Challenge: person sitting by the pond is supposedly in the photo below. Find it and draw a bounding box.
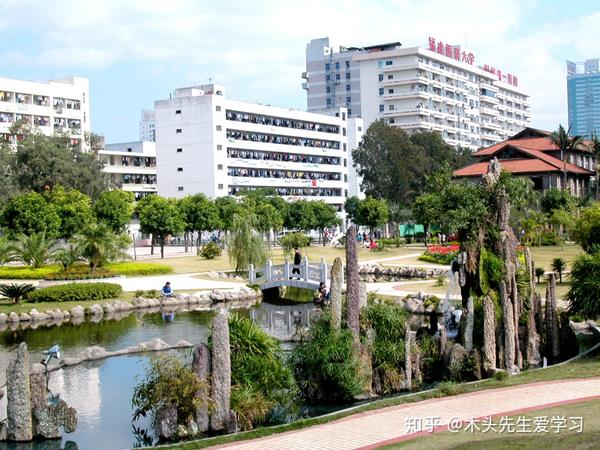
[161,282,174,297]
[316,281,329,305]
[369,239,378,250]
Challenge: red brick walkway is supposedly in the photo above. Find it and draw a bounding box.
[209,377,600,450]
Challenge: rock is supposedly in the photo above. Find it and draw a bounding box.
[482,295,497,371]
[210,310,231,431]
[6,342,33,441]
[403,297,422,313]
[500,281,516,372]
[103,304,115,314]
[61,358,83,367]
[154,406,177,440]
[9,312,19,322]
[210,290,226,302]
[330,257,343,331]
[545,274,560,363]
[77,346,110,361]
[225,410,239,434]
[19,313,31,322]
[404,323,413,389]
[464,297,474,353]
[88,304,103,316]
[70,306,84,318]
[438,323,448,359]
[358,282,368,310]
[192,343,211,433]
[346,225,360,340]
[448,343,468,381]
[0,313,8,323]
[30,363,46,374]
[526,302,541,367]
[225,291,241,302]
[30,310,49,322]
[138,338,170,352]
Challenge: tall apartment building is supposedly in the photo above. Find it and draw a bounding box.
[154,84,363,215]
[303,37,400,118]
[139,109,156,141]
[304,37,531,151]
[567,58,600,138]
[0,76,90,147]
[98,141,157,201]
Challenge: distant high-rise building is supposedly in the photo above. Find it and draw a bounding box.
[139,109,156,141]
[0,76,90,148]
[567,58,600,138]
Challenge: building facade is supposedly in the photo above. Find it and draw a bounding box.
[303,37,400,119]
[454,128,594,197]
[567,58,600,138]
[139,109,156,142]
[154,84,363,215]
[98,141,157,201]
[0,76,90,147]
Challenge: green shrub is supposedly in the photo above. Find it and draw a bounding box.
[226,315,298,429]
[132,354,207,426]
[436,381,461,397]
[494,370,508,381]
[199,242,222,260]
[378,237,405,248]
[291,313,363,403]
[0,265,60,279]
[479,248,504,294]
[0,283,36,304]
[566,250,600,320]
[279,232,311,257]
[105,262,172,276]
[541,229,560,246]
[419,253,456,265]
[535,267,546,283]
[27,282,123,303]
[45,266,116,280]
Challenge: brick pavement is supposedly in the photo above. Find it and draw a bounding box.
[209,377,600,450]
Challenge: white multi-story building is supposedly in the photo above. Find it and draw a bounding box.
[303,37,401,119]
[139,109,156,142]
[154,84,363,215]
[304,37,531,151]
[98,141,157,201]
[0,76,90,147]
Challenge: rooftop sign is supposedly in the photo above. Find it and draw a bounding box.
[427,37,474,65]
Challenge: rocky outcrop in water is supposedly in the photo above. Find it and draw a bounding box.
[210,310,231,431]
[358,265,446,283]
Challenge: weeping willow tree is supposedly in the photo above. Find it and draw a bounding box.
[228,211,268,273]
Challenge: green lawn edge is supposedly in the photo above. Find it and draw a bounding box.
[153,352,600,450]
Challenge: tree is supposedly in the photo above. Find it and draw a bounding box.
[93,189,135,233]
[357,197,388,233]
[180,194,221,247]
[71,222,130,272]
[0,237,15,266]
[344,196,362,225]
[284,200,316,231]
[1,192,61,237]
[589,131,600,200]
[228,211,268,273]
[412,193,442,245]
[13,232,58,268]
[0,144,18,208]
[572,202,600,253]
[255,202,284,248]
[551,257,567,283]
[215,196,240,233]
[566,250,600,319]
[352,122,470,206]
[550,125,584,193]
[541,188,575,216]
[45,186,94,239]
[535,267,545,283]
[309,201,340,245]
[12,131,108,199]
[0,284,36,305]
[137,195,185,258]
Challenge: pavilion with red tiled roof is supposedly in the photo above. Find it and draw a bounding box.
[454,128,595,197]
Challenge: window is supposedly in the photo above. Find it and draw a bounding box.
[216,105,221,111]
[389,118,395,124]
[389,104,395,111]
[127,148,132,152]
[379,88,384,95]
[326,86,331,93]
[176,128,182,133]
[345,60,350,68]
[343,143,347,151]
[346,84,351,92]
[358,126,362,131]
[385,60,393,66]
[178,186,184,191]
[342,112,346,120]
[175,109,181,114]
[343,127,347,136]
[335,62,340,70]
[379,104,384,112]
[216,125,222,131]
[176,148,183,153]
[345,72,351,80]
[335,73,340,81]
[346,96,351,105]
[217,144,222,150]
[218,184,224,189]
[344,174,348,182]
[177,167,183,172]
[388,74,393,80]
[326,74,331,81]
[217,164,223,170]
[343,158,347,167]
[388,89,394,94]
[348,109,352,115]
[325,63,331,71]
[378,74,384,81]
[327,98,332,106]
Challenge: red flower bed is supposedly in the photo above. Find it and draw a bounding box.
[426,244,460,255]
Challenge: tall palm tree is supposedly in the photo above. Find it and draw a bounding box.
[550,125,584,193]
[71,222,130,272]
[13,232,58,268]
[589,131,600,199]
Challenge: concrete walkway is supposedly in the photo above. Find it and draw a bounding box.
[100,273,245,292]
[210,377,600,450]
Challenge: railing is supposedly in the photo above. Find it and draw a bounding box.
[249,256,330,288]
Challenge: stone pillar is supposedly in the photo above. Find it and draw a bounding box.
[526,304,541,367]
[534,293,543,337]
[210,310,231,431]
[192,343,211,433]
[482,295,496,372]
[6,342,32,441]
[464,297,474,353]
[329,257,343,331]
[438,323,447,360]
[404,323,412,390]
[346,225,360,340]
[500,281,516,372]
[545,273,560,362]
[511,276,523,370]
[358,282,368,311]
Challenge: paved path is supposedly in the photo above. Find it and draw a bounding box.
[100,273,245,292]
[209,377,600,450]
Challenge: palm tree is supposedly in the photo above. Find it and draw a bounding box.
[13,232,58,268]
[551,257,567,283]
[71,222,130,272]
[589,131,600,200]
[0,237,16,266]
[550,125,584,193]
[0,283,36,304]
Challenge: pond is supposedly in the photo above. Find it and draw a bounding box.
[0,299,432,450]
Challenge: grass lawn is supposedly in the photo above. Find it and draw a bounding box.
[529,244,583,272]
[162,353,600,450]
[386,398,600,449]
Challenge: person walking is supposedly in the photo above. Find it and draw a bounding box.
[292,247,301,279]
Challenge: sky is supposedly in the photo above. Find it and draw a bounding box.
[0,0,598,142]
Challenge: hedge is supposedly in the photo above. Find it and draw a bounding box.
[0,262,172,280]
[104,262,173,276]
[27,282,123,303]
[45,267,117,280]
[419,253,457,265]
[0,266,60,280]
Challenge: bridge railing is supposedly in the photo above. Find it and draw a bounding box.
[249,256,329,287]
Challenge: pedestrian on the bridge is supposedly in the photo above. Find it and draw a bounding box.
[292,247,301,279]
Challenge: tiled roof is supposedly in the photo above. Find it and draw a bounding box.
[473,136,592,157]
[454,159,557,177]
